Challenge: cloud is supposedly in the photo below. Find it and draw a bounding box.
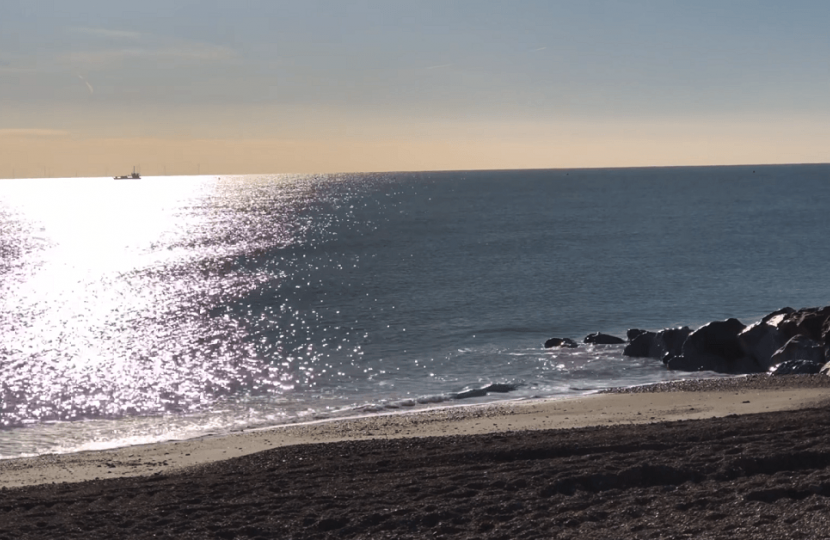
[0,129,71,138]
[77,74,94,94]
[530,47,547,52]
[66,27,230,68]
[0,52,36,73]
[426,63,453,70]
[0,66,36,73]
[65,43,234,69]
[71,27,143,40]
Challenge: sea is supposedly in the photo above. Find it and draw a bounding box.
[2,165,830,459]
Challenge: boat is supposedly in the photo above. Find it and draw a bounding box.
[114,167,141,180]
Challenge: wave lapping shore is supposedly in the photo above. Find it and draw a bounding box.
[1,375,829,539]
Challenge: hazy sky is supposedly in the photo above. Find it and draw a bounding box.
[2,0,830,177]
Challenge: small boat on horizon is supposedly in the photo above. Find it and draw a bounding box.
[114,167,141,180]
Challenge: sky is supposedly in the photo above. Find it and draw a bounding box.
[2,0,830,177]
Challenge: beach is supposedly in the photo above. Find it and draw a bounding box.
[2,375,830,538]
[6,4,830,536]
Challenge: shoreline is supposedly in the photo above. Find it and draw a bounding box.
[2,374,829,489]
[2,375,830,539]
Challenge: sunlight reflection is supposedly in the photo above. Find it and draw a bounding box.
[0,175,317,433]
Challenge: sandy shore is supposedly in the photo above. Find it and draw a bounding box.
[1,375,830,538]
[2,375,829,489]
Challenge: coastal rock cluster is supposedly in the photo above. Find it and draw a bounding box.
[545,305,830,375]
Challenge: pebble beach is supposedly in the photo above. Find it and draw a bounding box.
[1,375,830,539]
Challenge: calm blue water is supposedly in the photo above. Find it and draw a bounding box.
[1,165,830,458]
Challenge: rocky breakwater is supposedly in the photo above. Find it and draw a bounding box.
[545,306,830,376]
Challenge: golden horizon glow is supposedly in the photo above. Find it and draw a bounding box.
[3,2,830,177]
[0,0,830,178]
[2,117,830,179]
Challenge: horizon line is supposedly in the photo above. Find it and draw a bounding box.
[2,161,829,180]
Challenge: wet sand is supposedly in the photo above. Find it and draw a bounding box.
[1,375,830,539]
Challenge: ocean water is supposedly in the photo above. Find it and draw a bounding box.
[1,165,830,458]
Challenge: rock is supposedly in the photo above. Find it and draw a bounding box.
[623,327,691,360]
[769,359,824,375]
[736,306,829,370]
[655,327,692,362]
[733,356,765,374]
[624,331,656,357]
[675,318,763,374]
[820,362,830,376]
[682,318,746,360]
[627,329,648,341]
[453,383,519,400]
[777,306,830,343]
[666,354,718,372]
[760,306,795,325]
[584,332,625,345]
[544,337,578,349]
[738,321,789,371]
[769,335,826,365]
[666,353,761,374]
